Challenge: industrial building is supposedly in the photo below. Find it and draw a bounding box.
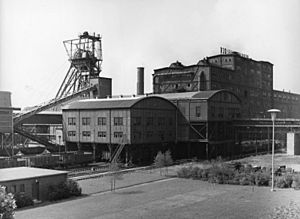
[62,47,300,163]
[3,32,300,166]
[63,96,178,163]
[62,90,242,162]
[153,48,300,119]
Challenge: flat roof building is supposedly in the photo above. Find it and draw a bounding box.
[0,167,68,201]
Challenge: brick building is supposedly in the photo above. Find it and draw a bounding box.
[153,48,300,119]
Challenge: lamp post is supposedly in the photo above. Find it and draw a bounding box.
[267,109,280,192]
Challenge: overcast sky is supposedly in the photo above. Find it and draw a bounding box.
[0,0,299,108]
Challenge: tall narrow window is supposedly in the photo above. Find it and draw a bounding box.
[196,106,201,117]
[20,184,25,193]
[200,72,207,91]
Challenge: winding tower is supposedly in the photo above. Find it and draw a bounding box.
[56,31,103,99]
[11,32,109,151]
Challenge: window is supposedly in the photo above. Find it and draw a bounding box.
[200,72,207,91]
[211,106,215,117]
[98,131,106,138]
[82,131,91,137]
[146,131,153,138]
[98,117,106,126]
[196,106,201,117]
[68,117,76,125]
[114,117,123,126]
[146,117,154,126]
[82,117,91,126]
[132,117,141,126]
[158,117,165,126]
[68,131,76,137]
[133,132,141,140]
[159,131,165,141]
[114,132,123,138]
[20,184,25,193]
[10,185,16,193]
[168,117,173,126]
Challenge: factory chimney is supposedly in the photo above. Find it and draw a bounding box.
[137,67,144,95]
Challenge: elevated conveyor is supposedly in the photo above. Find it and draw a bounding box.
[12,85,97,150]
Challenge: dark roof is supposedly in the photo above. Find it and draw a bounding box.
[207,54,273,65]
[152,90,240,101]
[63,96,167,110]
[169,61,185,68]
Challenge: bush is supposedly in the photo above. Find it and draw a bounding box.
[48,179,82,201]
[14,193,34,208]
[0,185,16,219]
[292,174,300,190]
[275,174,294,188]
[177,166,192,178]
[66,179,82,197]
[255,171,271,186]
[191,167,201,179]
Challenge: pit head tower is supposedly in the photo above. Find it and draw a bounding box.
[56,31,103,99]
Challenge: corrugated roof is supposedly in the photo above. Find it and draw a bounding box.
[63,96,148,110]
[151,90,225,100]
[0,167,68,182]
[63,90,239,110]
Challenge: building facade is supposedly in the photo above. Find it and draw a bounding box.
[154,90,241,157]
[62,96,178,163]
[153,49,300,119]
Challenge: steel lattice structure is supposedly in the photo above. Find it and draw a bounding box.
[56,31,103,99]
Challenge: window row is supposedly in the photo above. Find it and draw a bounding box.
[68,117,118,126]
[68,131,123,138]
[67,116,176,126]
[68,131,173,140]
[7,184,25,194]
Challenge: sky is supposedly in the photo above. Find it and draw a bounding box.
[0,0,299,108]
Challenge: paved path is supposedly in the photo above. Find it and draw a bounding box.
[16,177,300,219]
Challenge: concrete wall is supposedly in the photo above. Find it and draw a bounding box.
[287,132,300,155]
[0,91,12,133]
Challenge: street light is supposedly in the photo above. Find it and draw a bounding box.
[267,109,281,192]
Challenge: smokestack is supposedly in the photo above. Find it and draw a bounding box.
[137,67,144,95]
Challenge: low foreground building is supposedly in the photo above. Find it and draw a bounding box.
[0,167,68,201]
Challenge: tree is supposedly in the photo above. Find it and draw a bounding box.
[109,160,124,191]
[154,150,173,176]
[154,151,165,175]
[164,150,173,175]
[0,185,16,219]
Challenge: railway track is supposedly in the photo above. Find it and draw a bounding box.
[68,166,154,181]
[67,164,110,177]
